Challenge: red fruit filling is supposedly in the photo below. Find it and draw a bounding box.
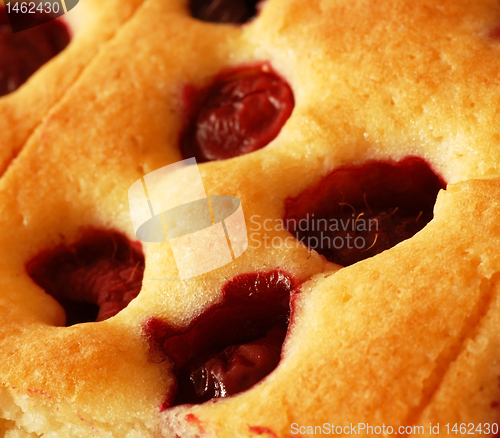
[284,157,446,267]
[143,270,297,407]
[189,0,261,24]
[0,7,70,96]
[180,65,294,162]
[26,228,145,326]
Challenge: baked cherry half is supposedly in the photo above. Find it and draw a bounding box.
[189,0,261,24]
[0,7,71,97]
[143,270,297,408]
[26,228,145,325]
[180,65,294,162]
[284,157,446,267]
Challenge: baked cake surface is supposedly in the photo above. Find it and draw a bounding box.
[0,0,145,175]
[1,0,500,436]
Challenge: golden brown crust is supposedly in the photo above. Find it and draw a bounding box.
[164,180,500,437]
[1,0,500,436]
[0,0,145,176]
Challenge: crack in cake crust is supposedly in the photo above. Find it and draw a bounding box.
[0,0,148,180]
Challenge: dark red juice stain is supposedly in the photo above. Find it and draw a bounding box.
[0,7,71,96]
[249,426,278,437]
[284,157,446,267]
[489,27,500,40]
[180,65,294,162]
[143,270,297,408]
[26,228,145,325]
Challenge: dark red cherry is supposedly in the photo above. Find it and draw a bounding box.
[0,7,70,96]
[183,325,285,402]
[180,66,294,162]
[189,0,261,24]
[26,228,145,325]
[143,270,297,408]
[284,157,446,267]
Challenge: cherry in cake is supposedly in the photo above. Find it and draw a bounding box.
[143,270,297,407]
[285,157,446,266]
[0,7,70,96]
[180,65,294,162]
[25,228,145,325]
[189,0,261,24]
[0,0,497,433]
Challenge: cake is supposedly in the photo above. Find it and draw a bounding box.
[1,0,500,436]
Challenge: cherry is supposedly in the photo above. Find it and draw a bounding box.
[180,66,294,162]
[189,0,261,24]
[0,7,70,96]
[284,157,446,267]
[179,325,285,403]
[143,270,297,408]
[26,228,145,325]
